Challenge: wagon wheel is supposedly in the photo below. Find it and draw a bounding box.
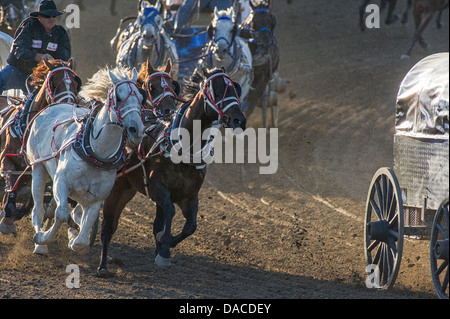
[364,167,404,289]
[430,196,449,299]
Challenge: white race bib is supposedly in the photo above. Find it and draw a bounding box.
[32,40,42,48]
[46,42,58,51]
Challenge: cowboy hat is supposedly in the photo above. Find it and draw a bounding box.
[29,0,63,17]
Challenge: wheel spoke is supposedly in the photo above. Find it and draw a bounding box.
[381,175,388,218]
[435,259,449,277]
[375,180,384,218]
[367,239,380,253]
[370,199,382,221]
[436,223,449,239]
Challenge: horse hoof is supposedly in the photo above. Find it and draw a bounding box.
[33,244,48,255]
[69,242,90,254]
[0,218,17,235]
[155,254,171,268]
[97,268,114,278]
[400,54,410,60]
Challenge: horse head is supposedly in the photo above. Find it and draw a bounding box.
[0,1,23,32]
[107,67,145,147]
[137,1,163,48]
[246,0,277,55]
[199,67,246,131]
[207,7,237,61]
[30,58,81,105]
[137,59,180,117]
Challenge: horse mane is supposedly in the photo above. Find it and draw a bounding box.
[79,65,132,101]
[182,67,224,101]
[29,59,68,89]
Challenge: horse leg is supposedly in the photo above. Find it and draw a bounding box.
[402,4,429,57]
[151,181,175,268]
[0,156,21,234]
[30,164,49,254]
[402,0,413,24]
[98,177,137,276]
[34,176,69,246]
[69,202,101,253]
[436,1,449,28]
[170,195,198,248]
[385,0,399,25]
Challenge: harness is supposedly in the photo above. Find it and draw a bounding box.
[149,72,241,167]
[72,103,127,170]
[26,79,142,171]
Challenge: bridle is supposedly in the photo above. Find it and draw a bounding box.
[107,80,143,123]
[246,8,274,39]
[199,72,241,122]
[144,71,183,115]
[44,66,79,104]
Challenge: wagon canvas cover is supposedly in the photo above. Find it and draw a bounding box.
[395,52,449,136]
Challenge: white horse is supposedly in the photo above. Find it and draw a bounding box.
[197,7,253,110]
[115,1,179,79]
[26,66,145,254]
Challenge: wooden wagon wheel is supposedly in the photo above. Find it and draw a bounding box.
[430,196,449,299]
[364,167,404,289]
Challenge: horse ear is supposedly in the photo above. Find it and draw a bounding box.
[68,58,75,70]
[147,58,155,74]
[207,23,214,39]
[108,67,120,84]
[43,58,54,70]
[131,68,139,82]
[214,6,219,17]
[165,59,172,74]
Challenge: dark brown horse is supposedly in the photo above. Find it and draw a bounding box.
[240,0,280,127]
[98,67,246,276]
[0,58,80,234]
[402,0,449,58]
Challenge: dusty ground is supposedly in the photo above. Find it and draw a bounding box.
[0,0,449,300]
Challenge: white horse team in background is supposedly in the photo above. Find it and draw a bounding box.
[197,7,253,110]
[115,1,179,79]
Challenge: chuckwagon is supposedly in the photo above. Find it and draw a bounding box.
[364,52,449,299]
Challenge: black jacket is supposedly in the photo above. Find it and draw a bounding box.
[7,17,71,75]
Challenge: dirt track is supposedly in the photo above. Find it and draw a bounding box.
[0,0,449,300]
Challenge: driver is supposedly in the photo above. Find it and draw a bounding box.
[0,0,71,95]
